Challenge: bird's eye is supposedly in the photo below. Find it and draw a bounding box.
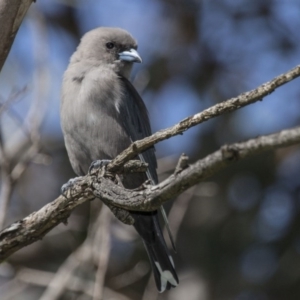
[106,42,115,49]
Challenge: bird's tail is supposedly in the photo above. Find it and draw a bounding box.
[131,210,179,292]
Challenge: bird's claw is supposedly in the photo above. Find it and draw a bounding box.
[88,159,111,175]
[61,177,82,195]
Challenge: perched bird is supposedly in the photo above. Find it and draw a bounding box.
[60,27,178,292]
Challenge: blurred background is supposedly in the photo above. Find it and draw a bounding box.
[0,0,300,299]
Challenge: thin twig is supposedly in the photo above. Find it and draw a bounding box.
[109,262,150,290]
[0,8,50,229]
[8,267,131,300]
[38,243,88,300]
[92,205,112,300]
[0,278,28,300]
[0,175,13,229]
[39,205,111,300]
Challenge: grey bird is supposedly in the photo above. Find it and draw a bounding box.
[60,27,178,292]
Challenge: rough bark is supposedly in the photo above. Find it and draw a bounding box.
[107,65,300,172]
[1,126,300,263]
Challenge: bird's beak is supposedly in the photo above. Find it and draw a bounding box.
[119,48,142,63]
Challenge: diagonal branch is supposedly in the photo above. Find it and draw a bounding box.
[1,125,299,263]
[0,0,34,72]
[108,65,300,172]
[94,126,300,211]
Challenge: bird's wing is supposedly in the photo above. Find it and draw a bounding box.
[118,76,178,290]
[118,76,158,184]
[118,76,177,252]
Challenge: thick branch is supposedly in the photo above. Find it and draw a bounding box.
[95,126,300,210]
[1,126,299,262]
[0,178,95,262]
[0,0,34,72]
[108,65,300,172]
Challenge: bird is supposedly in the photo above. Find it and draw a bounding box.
[60,27,178,292]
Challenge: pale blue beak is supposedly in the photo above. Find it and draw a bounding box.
[119,48,142,63]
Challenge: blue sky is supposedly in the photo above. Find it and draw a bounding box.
[1,0,299,156]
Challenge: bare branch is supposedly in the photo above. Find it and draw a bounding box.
[108,65,300,172]
[1,125,299,262]
[0,8,51,229]
[39,205,111,300]
[92,206,112,300]
[0,175,13,229]
[0,0,34,72]
[92,126,300,211]
[15,267,132,300]
[0,177,94,262]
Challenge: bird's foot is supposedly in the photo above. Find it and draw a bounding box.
[88,159,111,176]
[61,177,82,196]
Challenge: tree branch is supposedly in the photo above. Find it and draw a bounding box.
[1,125,299,262]
[107,65,300,172]
[0,0,34,72]
[93,126,300,211]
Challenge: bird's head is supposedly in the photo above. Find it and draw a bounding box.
[72,27,142,78]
